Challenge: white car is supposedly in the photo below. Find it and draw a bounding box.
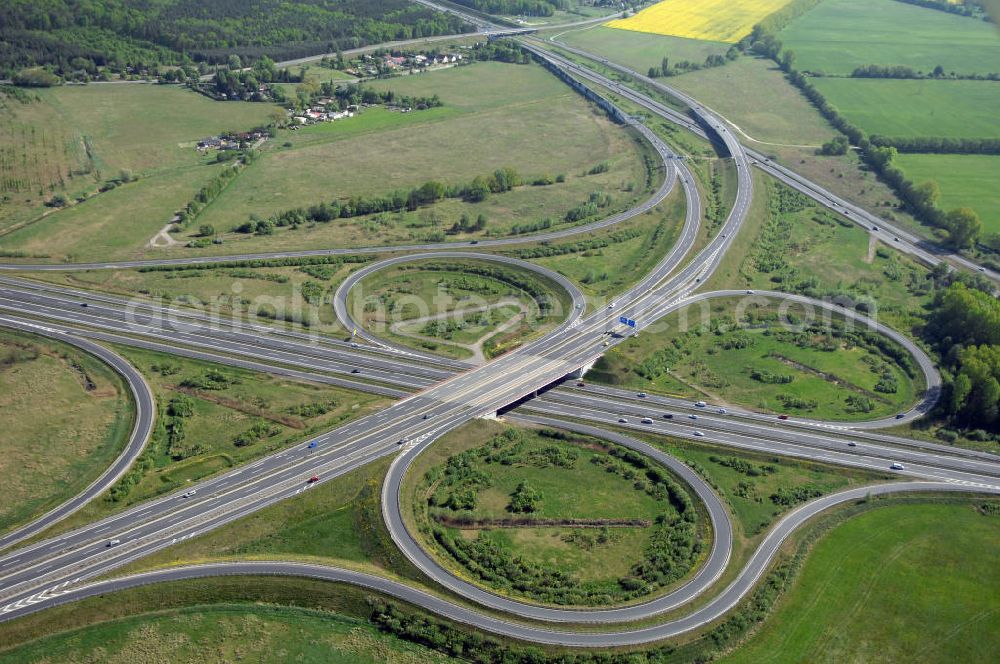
[694,401,707,408]
[181,490,196,498]
[107,539,121,547]
[638,392,647,398]
[694,431,705,437]
[717,408,727,414]
[890,462,904,470]
[641,417,653,424]
[618,417,628,423]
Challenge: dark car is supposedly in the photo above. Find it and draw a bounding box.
[777,414,789,420]
[663,413,674,419]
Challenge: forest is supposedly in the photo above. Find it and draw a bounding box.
[0,0,472,79]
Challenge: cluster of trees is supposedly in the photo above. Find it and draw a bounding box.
[926,283,1000,430]
[819,135,848,155]
[297,79,442,113]
[243,167,521,235]
[233,420,281,447]
[646,48,738,78]
[1,0,472,80]
[710,455,777,477]
[469,38,532,65]
[770,485,823,507]
[199,56,299,102]
[851,63,999,80]
[508,481,542,513]
[565,191,613,223]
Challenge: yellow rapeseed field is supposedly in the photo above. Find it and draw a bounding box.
[607,0,795,43]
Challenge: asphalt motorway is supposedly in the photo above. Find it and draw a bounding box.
[1,18,997,649]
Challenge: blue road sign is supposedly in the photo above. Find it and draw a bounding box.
[619,316,637,328]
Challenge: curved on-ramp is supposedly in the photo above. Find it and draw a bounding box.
[332,252,587,361]
[381,416,733,624]
[674,290,941,429]
[0,315,155,552]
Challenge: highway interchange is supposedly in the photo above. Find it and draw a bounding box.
[1,6,999,652]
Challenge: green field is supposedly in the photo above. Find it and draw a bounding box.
[593,298,920,421]
[43,346,388,536]
[896,153,1000,235]
[812,78,1000,139]
[169,62,652,256]
[0,604,452,664]
[780,0,1000,76]
[0,84,274,261]
[406,423,703,606]
[557,25,730,73]
[666,56,837,146]
[722,502,1000,663]
[0,576,454,664]
[351,258,573,360]
[0,329,132,535]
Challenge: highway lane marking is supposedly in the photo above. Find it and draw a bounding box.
[0,296,436,387]
[0,61,730,601]
[0,442,393,596]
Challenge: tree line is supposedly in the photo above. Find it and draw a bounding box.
[851,63,1000,81]
[646,49,738,78]
[236,167,522,235]
[869,135,1000,156]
